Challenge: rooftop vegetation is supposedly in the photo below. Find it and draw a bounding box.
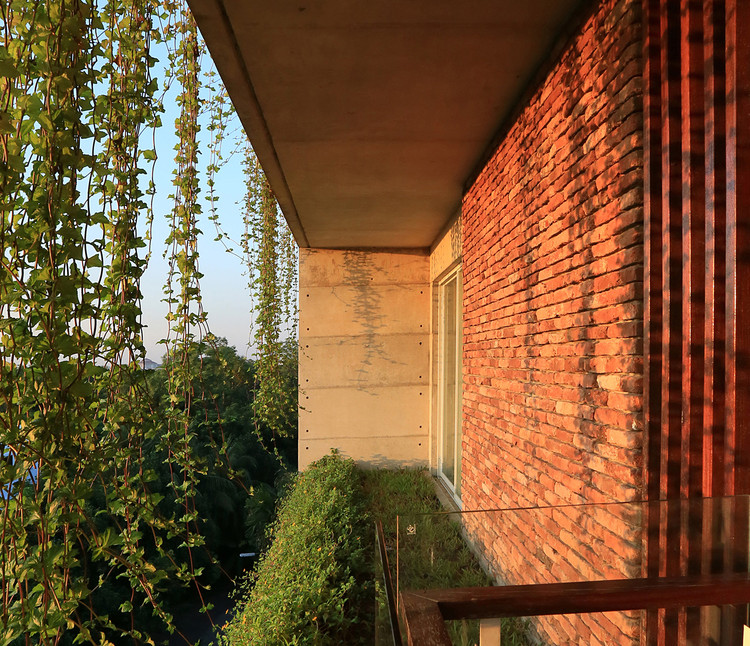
[217,453,371,646]
[217,455,532,646]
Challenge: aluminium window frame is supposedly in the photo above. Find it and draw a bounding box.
[435,264,463,500]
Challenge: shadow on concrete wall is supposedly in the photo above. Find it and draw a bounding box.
[349,451,427,471]
[341,250,403,394]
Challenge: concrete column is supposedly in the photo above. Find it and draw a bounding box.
[298,248,430,469]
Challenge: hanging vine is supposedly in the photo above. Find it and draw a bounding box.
[0,1,207,643]
[159,0,215,615]
[241,147,298,444]
[0,0,300,642]
[162,0,205,504]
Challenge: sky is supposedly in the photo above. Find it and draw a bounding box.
[137,48,257,362]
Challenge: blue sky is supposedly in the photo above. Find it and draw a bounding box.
[138,47,255,361]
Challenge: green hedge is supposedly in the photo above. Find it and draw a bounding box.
[217,453,371,645]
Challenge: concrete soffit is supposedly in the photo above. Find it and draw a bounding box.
[188,0,587,250]
[187,0,310,247]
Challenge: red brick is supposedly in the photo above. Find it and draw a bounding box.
[460,0,643,643]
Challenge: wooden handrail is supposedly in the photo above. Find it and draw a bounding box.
[398,573,750,646]
[400,589,452,646]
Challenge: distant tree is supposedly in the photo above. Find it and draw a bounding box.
[146,335,297,576]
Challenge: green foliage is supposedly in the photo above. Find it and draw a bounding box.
[0,1,192,643]
[146,337,297,569]
[241,150,298,443]
[363,468,483,590]
[218,453,371,646]
[361,469,532,646]
[219,466,531,646]
[0,0,298,642]
[360,467,444,523]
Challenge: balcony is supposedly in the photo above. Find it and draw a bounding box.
[376,496,750,645]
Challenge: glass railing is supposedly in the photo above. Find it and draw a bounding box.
[374,520,402,646]
[385,496,750,646]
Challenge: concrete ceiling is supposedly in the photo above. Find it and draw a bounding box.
[188,0,583,249]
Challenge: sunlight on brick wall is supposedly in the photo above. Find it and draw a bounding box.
[461,0,644,642]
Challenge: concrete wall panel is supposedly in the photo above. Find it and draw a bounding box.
[300,335,428,388]
[300,385,428,439]
[299,249,428,287]
[300,286,429,337]
[300,436,428,470]
[298,248,429,469]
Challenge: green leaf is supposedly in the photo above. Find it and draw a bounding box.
[0,112,13,133]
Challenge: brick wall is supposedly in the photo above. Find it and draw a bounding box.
[460,0,644,643]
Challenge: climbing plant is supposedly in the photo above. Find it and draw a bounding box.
[160,0,207,570]
[0,0,299,642]
[0,1,211,643]
[241,147,298,443]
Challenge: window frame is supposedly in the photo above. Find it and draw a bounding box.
[436,264,463,499]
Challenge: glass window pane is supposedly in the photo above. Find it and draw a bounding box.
[440,272,460,490]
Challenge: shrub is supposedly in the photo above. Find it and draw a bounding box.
[218,452,371,645]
